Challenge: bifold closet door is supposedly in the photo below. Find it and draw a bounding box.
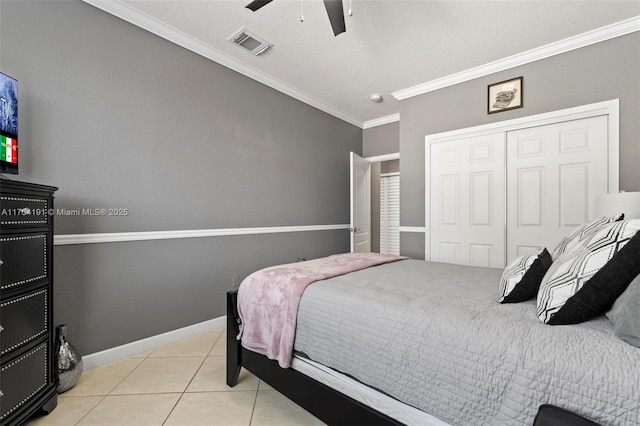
[380,174,400,255]
[506,115,609,262]
[430,133,505,268]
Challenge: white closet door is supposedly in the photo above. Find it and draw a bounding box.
[506,115,609,262]
[430,133,506,267]
[380,174,400,255]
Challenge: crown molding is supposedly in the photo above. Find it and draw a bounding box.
[365,153,399,163]
[362,113,400,129]
[83,0,364,128]
[392,15,640,101]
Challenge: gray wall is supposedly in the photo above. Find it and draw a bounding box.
[381,160,399,174]
[363,121,399,157]
[399,33,640,259]
[1,1,361,354]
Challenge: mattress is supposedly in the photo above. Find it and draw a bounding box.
[293,260,640,426]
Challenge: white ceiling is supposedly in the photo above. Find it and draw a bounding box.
[86,0,640,128]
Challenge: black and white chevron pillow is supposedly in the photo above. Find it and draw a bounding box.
[537,219,640,324]
[551,214,624,260]
[499,248,552,303]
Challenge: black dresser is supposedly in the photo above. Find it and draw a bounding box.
[0,179,58,425]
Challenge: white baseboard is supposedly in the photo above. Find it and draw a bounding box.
[82,315,226,371]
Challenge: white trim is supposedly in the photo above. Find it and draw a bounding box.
[365,153,400,163]
[425,100,619,142]
[399,226,426,233]
[363,114,400,129]
[82,0,363,128]
[424,99,620,260]
[54,224,349,245]
[82,316,226,371]
[380,172,400,178]
[393,16,640,100]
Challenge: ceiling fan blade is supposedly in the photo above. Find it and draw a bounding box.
[246,0,274,12]
[323,0,346,36]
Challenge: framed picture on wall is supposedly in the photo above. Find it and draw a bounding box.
[488,77,523,114]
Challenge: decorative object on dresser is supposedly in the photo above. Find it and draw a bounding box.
[55,324,83,393]
[0,179,58,425]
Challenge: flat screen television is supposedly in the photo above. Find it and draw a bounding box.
[0,72,18,174]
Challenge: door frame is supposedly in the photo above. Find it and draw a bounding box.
[349,152,400,253]
[424,99,619,261]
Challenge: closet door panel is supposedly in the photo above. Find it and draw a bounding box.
[506,115,608,262]
[517,167,544,227]
[559,163,590,227]
[430,133,505,267]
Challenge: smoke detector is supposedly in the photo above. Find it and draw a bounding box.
[370,94,383,103]
[229,27,273,56]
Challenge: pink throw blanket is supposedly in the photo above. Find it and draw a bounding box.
[237,252,409,368]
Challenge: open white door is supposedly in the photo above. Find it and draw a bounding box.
[350,152,371,253]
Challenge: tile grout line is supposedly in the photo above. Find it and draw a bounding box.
[162,333,218,425]
[207,330,223,357]
[70,353,149,425]
[72,395,108,426]
[42,330,228,426]
[71,344,168,424]
[249,387,260,426]
[182,353,210,394]
[161,392,185,426]
[105,355,149,396]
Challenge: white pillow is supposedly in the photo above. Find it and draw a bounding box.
[551,214,623,260]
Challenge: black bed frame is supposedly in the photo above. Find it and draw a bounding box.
[226,290,404,426]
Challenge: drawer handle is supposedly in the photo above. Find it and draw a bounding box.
[0,325,3,332]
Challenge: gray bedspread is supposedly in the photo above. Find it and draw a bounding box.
[293,260,640,426]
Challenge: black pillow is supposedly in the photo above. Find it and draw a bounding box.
[499,248,552,303]
[547,230,640,325]
[533,404,601,426]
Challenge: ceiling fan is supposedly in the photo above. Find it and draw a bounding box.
[245,0,346,36]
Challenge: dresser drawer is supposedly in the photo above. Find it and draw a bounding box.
[0,194,51,227]
[1,288,49,356]
[0,234,48,292]
[0,342,50,422]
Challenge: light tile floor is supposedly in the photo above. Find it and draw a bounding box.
[27,329,326,426]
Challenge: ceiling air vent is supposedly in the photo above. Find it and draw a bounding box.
[229,27,273,56]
